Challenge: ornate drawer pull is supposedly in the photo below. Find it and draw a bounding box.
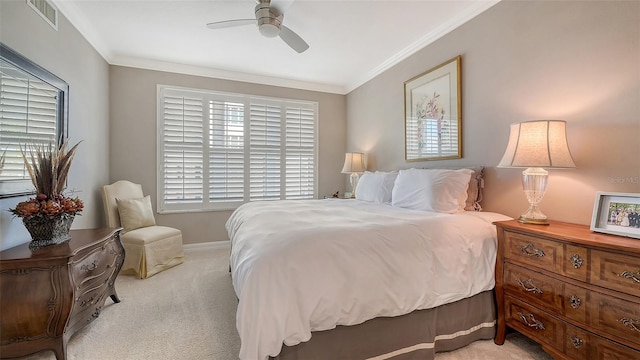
[569,254,583,269]
[618,270,640,283]
[568,294,581,309]
[81,261,99,272]
[89,262,98,271]
[520,244,545,257]
[518,312,545,330]
[570,335,584,349]
[516,278,543,294]
[79,296,95,307]
[618,318,640,333]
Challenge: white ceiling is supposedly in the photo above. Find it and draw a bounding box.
[53,0,499,94]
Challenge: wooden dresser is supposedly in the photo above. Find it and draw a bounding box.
[0,228,124,360]
[494,220,640,359]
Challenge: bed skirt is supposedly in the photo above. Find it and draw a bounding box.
[271,290,496,360]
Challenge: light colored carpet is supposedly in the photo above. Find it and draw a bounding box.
[22,246,552,360]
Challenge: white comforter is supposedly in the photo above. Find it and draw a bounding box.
[226,199,511,360]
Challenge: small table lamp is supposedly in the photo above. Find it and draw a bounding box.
[498,120,576,225]
[341,152,365,198]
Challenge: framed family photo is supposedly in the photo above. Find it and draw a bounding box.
[404,55,461,162]
[590,191,640,239]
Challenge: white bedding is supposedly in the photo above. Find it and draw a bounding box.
[226,199,511,360]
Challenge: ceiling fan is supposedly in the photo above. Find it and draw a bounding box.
[206,0,309,53]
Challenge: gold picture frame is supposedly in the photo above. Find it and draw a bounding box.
[404,55,462,161]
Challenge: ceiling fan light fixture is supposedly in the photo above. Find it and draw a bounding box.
[259,23,280,38]
[207,0,308,52]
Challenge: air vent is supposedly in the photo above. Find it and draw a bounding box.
[26,0,58,30]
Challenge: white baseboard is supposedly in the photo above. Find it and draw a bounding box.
[184,240,231,251]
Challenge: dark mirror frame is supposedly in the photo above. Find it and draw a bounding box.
[0,43,69,198]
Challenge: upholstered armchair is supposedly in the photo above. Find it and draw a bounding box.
[101,180,184,279]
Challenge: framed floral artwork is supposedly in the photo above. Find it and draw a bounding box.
[404,55,461,161]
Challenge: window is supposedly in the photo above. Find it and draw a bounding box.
[157,85,317,213]
[0,43,68,198]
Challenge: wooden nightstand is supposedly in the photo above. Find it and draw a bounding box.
[0,228,125,360]
[494,220,640,359]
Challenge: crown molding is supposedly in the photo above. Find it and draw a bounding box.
[52,0,499,96]
[344,0,501,93]
[109,55,347,94]
[52,0,346,94]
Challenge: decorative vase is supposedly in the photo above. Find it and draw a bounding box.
[23,214,75,248]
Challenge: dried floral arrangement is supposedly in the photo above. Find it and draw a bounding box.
[9,140,84,219]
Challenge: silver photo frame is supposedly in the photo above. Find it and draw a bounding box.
[590,191,640,239]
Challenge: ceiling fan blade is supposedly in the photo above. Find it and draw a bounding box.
[268,0,295,15]
[207,19,255,30]
[279,25,309,53]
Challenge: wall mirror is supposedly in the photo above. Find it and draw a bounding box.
[0,43,68,198]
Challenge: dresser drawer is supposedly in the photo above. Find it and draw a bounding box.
[66,300,104,335]
[588,291,640,347]
[503,231,561,271]
[563,320,640,360]
[504,263,563,311]
[74,282,108,311]
[504,263,589,324]
[505,296,564,350]
[590,249,640,298]
[503,231,589,282]
[72,264,118,314]
[71,236,122,290]
[505,296,640,359]
[590,334,640,360]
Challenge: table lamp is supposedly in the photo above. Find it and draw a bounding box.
[341,152,365,198]
[498,120,576,224]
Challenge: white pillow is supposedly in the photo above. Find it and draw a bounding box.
[391,168,473,213]
[355,171,398,203]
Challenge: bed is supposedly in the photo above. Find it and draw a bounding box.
[226,168,511,360]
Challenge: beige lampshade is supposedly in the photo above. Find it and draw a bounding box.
[341,152,365,173]
[498,120,576,168]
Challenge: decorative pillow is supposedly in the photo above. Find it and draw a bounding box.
[465,166,485,211]
[391,168,473,213]
[355,171,398,203]
[116,195,156,233]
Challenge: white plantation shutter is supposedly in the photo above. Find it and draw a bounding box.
[160,91,204,207]
[0,61,59,182]
[249,101,281,201]
[158,85,317,213]
[209,100,244,203]
[285,105,315,199]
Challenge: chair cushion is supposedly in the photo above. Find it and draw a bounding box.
[116,195,156,233]
[120,225,182,245]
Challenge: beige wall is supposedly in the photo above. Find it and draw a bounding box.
[109,66,346,243]
[346,0,640,225]
[0,1,110,250]
[2,0,637,250]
